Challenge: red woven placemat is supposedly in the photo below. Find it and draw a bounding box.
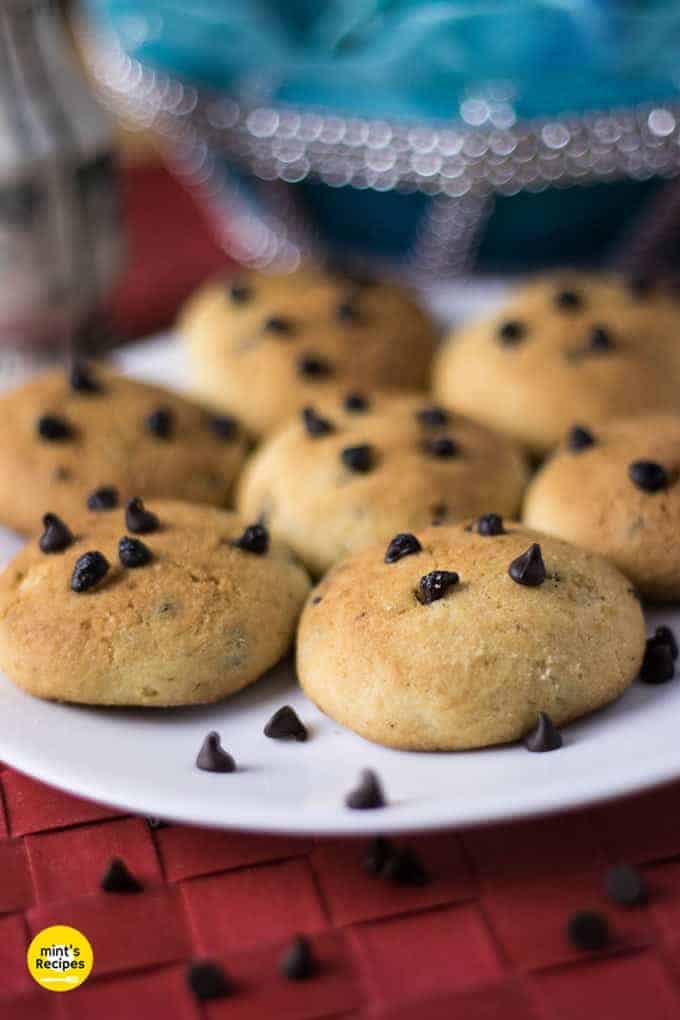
[2,763,680,1019]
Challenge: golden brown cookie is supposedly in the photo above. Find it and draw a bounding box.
[0,500,310,705]
[523,414,680,601]
[297,520,645,750]
[0,363,248,534]
[433,273,680,456]
[180,264,436,437]
[237,391,528,575]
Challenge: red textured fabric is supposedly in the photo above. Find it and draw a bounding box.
[1,170,680,1017]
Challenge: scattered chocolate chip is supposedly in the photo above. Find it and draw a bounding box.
[100,857,143,893]
[69,360,100,393]
[195,732,236,773]
[381,847,429,886]
[187,960,232,1000]
[264,315,295,336]
[422,436,459,459]
[343,392,369,412]
[209,414,239,441]
[125,497,160,534]
[228,280,252,304]
[362,837,394,876]
[311,595,322,605]
[628,460,669,492]
[497,319,526,344]
[71,551,109,593]
[567,425,595,452]
[567,911,609,951]
[87,485,118,511]
[654,625,678,660]
[264,706,308,742]
[604,864,647,907]
[119,536,151,568]
[336,299,360,323]
[508,543,546,586]
[279,937,317,980]
[639,635,675,684]
[38,513,73,553]
[385,532,422,563]
[588,324,614,351]
[431,503,448,525]
[629,275,654,298]
[416,406,450,428]
[554,288,583,311]
[417,570,459,604]
[298,353,333,379]
[346,769,385,810]
[37,414,72,441]
[341,443,375,473]
[302,406,335,437]
[52,465,71,482]
[477,513,505,536]
[145,407,174,439]
[231,522,269,555]
[524,712,563,752]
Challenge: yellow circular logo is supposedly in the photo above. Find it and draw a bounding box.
[26,925,93,992]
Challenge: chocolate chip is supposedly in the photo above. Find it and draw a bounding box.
[508,543,546,586]
[209,414,239,441]
[567,425,595,452]
[71,551,109,593]
[497,319,526,344]
[37,414,72,441]
[346,769,385,810]
[343,392,369,412]
[341,444,375,473]
[639,636,675,684]
[69,360,100,393]
[524,712,563,752]
[567,911,609,951]
[125,497,160,534]
[588,324,614,351]
[228,280,252,304]
[422,436,459,459]
[629,275,654,298]
[628,460,669,492]
[297,353,333,379]
[87,485,118,511]
[604,864,647,907]
[417,570,459,604]
[381,847,429,886]
[146,817,169,830]
[362,837,394,876]
[302,406,335,437]
[416,406,450,428]
[477,513,505,536]
[38,513,73,553]
[145,407,174,439]
[431,503,448,525]
[336,300,360,323]
[264,706,308,742]
[385,532,422,563]
[187,961,232,1000]
[264,315,295,336]
[100,857,143,893]
[231,522,269,555]
[279,937,317,980]
[555,288,583,311]
[654,625,678,660]
[195,732,236,773]
[119,536,151,568]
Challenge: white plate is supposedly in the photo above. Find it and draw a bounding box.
[0,330,678,835]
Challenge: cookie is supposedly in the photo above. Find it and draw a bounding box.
[0,501,310,705]
[523,414,680,601]
[236,392,528,575]
[433,273,680,456]
[297,521,644,750]
[180,264,436,437]
[0,364,248,534]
